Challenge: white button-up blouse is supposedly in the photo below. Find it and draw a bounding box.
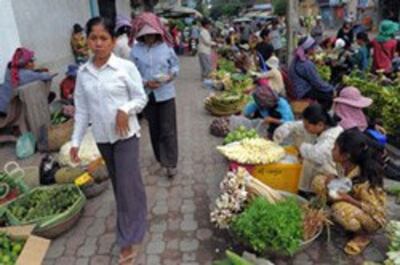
[71,53,148,147]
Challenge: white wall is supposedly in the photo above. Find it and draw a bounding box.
[10,0,92,88]
[116,0,132,17]
[0,0,21,83]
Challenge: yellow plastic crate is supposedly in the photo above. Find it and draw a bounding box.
[250,147,302,194]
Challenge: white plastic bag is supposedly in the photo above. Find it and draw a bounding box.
[58,129,101,167]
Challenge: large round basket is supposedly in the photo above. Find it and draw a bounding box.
[34,207,83,239]
[47,119,74,152]
[81,181,109,199]
[205,98,247,117]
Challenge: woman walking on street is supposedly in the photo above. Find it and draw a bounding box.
[131,12,180,177]
[70,17,148,265]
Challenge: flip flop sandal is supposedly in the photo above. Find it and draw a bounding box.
[118,251,138,265]
[344,237,371,255]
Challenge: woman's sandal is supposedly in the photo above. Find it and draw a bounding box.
[344,235,371,255]
[118,250,138,265]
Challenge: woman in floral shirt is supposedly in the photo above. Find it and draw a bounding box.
[312,129,386,255]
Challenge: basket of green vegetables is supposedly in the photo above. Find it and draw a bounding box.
[3,184,86,238]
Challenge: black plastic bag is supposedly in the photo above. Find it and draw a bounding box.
[39,155,60,185]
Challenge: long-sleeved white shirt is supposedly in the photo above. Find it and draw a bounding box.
[71,53,147,147]
[274,121,343,175]
[198,27,215,55]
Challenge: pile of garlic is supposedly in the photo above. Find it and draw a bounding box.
[217,138,285,164]
[210,168,248,229]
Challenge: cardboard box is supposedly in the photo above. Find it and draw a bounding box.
[0,225,51,265]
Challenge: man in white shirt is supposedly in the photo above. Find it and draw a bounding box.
[198,18,216,80]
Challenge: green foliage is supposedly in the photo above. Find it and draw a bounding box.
[210,0,245,18]
[231,197,303,255]
[272,0,287,16]
[218,58,237,73]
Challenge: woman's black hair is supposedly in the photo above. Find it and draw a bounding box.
[73,23,83,34]
[302,103,339,127]
[86,17,115,37]
[201,18,211,27]
[260,28,270,39]
[116,25,131,37]
[335,128,383,188]
[356,31,369,43]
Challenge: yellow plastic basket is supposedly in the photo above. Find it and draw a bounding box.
[250,147,302,194]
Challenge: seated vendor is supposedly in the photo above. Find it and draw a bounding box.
[257,56,285,96]
[312,129,386,255]
[0,47,55,117]
[243,83,294,136]
[273,104,343,194]
[289,36,334,110]
[333,86,372,132]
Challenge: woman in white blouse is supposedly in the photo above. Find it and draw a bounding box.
[70,17,147,265]
[273,104,343,195]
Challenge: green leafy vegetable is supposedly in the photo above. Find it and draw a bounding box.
[231,197,303,255]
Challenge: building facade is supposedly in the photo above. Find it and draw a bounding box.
[0,0,130,85]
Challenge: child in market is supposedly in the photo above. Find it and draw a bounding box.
[312,129,386,255]
[59,64,78,102]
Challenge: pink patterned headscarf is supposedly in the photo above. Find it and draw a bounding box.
[334,103,369,131]
[10,47,35,88]
[131,12,173,47]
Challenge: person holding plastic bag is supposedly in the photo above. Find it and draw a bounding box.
[312,129,386,256]
[273,104,343,195]
[70,17,148,265]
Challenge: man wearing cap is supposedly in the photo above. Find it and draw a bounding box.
[198,18,216,80]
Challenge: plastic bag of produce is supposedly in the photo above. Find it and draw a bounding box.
[229,116,269,138]
[16,132,36,159]
[58,128,101,167]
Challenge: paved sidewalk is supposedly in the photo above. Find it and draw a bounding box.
[1,56,399,264]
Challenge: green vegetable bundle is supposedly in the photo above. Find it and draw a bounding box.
[205,92,248,116]
[50,110,69,125]
[7,185,81,224]
[218,58,237,74]
[213,250,254,265]
[0,232,25,265]
[231,197,303,255]
[223,126,258,145]
[317,65,331,82]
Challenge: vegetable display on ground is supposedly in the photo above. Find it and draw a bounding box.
[0,232,25,265]
[223,126,258,145]
[7,186,81,223]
